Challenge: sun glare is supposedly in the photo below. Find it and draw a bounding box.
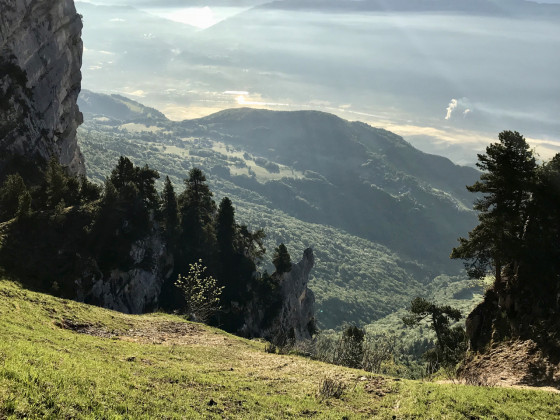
[152,7,217,29]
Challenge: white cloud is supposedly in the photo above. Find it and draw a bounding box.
[445,99,458,120]
[223,91,249,95]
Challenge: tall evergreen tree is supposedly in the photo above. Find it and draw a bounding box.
[0,173,27,221]
[45,157,68,209]
[178,168,216,264]
[136,164,160,210]
[180,168,216,226]
[451,131,537,283]
[216,197,236,258]
[519,154,560,300]
[160,176,179,243]
[109,156,136,190]
[273,243,292,274]
[78,175,102,203]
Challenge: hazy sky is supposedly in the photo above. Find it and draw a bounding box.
[76,0,560,164]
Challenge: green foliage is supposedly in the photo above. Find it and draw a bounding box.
[78,174,102,203]
[160,175,179,242]
[175,260,224,323]
[177,167,216,265]
[451,131,560,349]
[403,297,466,371]
[334,325,366,369]
[0,173,27,221]
[15,188,32,220]
[216,196,236,257]
[77,121,474,330]
[45,157,69,208]
[273,243,292,274]
[451,131,537,282]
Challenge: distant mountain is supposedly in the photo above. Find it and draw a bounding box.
[78,91,481,328]
[189,108,479,267]
[79,90,167,123]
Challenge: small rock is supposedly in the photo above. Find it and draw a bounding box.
[208,399,217,406]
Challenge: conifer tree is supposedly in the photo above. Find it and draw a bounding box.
[161,176,179,242]
[178,168,216,263]
[451,131,537,283]
[273,243,292,274]
[0,173,27,221]
[45,157,68,209]
[216,197,236,258]
[15,189,32,220]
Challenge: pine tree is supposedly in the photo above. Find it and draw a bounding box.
[109,156,136,190]
[160,176,179,242]
[273,243,292,274]
[45,157,68,209]
[216,197,236,258]
[0,173,27,221]
[178,168,216,265]
[78,175,102,203]
[451,131,537,283]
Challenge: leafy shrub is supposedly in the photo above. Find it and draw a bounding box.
[333,325,365,369]
[175,260,224,323]
[317,377,346,400]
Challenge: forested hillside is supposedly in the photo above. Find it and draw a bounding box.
[77,90,482,329]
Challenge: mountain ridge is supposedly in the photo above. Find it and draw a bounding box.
[78,91,481,329]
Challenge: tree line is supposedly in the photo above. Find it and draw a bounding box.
[0,156,294,333]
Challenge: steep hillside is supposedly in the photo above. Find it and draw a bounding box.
[78,92,481,329]
[191,108,478,265]
[1,280,558,419]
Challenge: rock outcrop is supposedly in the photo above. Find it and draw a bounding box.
[75,234,173,314]
[0,0,85,175]
[272,247,316,341]
[240,248,316,342]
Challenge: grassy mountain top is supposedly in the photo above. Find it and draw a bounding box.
[1,280,559,419]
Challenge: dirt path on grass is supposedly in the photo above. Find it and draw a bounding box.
[56,317,235,346]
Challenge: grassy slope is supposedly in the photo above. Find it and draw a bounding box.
[1,280,559,419]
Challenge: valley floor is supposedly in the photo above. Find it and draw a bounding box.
[0,280,559,419]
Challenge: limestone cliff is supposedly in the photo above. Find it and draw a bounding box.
[75,234,174,314]
[0,0,85,174]
[240,248,316,342]
[272,247,316,341]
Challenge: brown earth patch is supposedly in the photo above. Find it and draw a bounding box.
[54,317,233,346]
[458,339,560,392]
[364,376,398,397]
[55,318,116,338]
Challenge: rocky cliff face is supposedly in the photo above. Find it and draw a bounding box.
[75,234,174,314]
[273,247,316,341]
[0,0,85,174]
[240,248,316,341]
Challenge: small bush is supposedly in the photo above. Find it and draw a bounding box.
[264,343,277,354]
[317,377,346,400]
[175,260,224,323]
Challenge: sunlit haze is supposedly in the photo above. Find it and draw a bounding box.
[76,0,560,165]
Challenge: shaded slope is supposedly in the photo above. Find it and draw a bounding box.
[191,108,478,266]
[78,94,480,328]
